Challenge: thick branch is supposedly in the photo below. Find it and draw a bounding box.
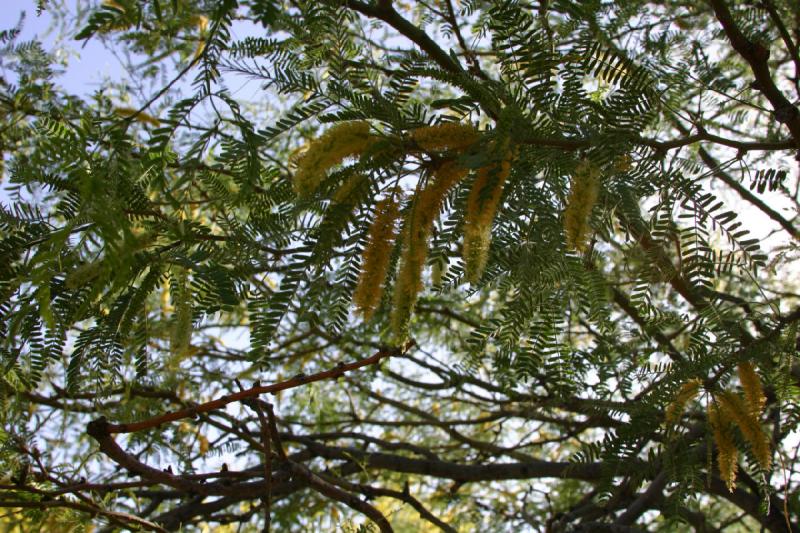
[318,472,457,533]
[708,0,800,143]
[615,472,668,526]
[345,0,463,75]
[520,132,795,152]
[290,437,611,481]
[286,461,394,533]
[86,418,211,495]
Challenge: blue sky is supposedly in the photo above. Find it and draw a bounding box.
[4,1,133,96]
[4,1,269,108]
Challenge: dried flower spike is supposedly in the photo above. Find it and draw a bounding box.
[410,122,479,152]
[462,145,513,283]
[708,402,738,492]
[564,159,601,252]
[293,121,373,198]
[170,269,193,359]
[331,174,369,206]
[114,107,161,127]
[716,391,771,471]
[665,378,702,426]
[737,362,766,418]
[353,195,401,320]
[391,161,468,339]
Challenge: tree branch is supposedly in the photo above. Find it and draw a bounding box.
[671,118,799,240]
[345,0,463,75]
[317,471,457,533]
[93,345,407,434]
[286,461,394,533]
[708,0,800,144]
[520,132,795,152]
[615,472,668,526]
[289,437,612,482]
[0,499,167,532]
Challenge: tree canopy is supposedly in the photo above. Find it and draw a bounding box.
[1,0,800,531]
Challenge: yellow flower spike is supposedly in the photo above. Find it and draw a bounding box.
[410,122,479,152]
[292,121,373,198]
[665,378,703,426]
[737,362,766,418]
[391,240,425,341]
[716,390,771,471]
[613,153,632,173]
[423,159,470,205]
[353,195,401,320]
[198,433,210,455]
[564,159,601,252]
[102,0,126,12]
[391,160,469,339]
[113,107,161,127]
[462,144,513,283]
[190,14,209,33]
[160,281,173,316]
[708,402,738,492]
[192,40,207,63]
[431,258,445,287]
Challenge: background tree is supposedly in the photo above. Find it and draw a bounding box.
[1,0,800,531]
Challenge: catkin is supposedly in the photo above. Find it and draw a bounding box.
[564,159,601,252]
[102,0,126,12]
[190,14,209,33]
[410,122,479,152]
[462,145,513,283]
[293,121,373,198]
[737,362,766,418]
[353,195,401,320]
[198,433,210,455]
[192,40,207,62]
[716,391,771,470]
[665,378,702,426]
[113,107,161,127]
[613,153,632,173]
[391,161,468,339]
[708,402,738,492]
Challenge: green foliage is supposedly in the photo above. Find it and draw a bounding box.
[1,0,799,531]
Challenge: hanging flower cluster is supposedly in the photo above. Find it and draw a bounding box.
[564,159,601,252]
[292,121,374,198]
[391,160,469,338]
[463,143,513,283]
[665,362,771,492]
[353,195,401,320]
[293,120,534,338]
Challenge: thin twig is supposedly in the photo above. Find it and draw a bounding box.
[0,500,167,532]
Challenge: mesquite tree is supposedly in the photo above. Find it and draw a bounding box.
[1,0,800,531]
